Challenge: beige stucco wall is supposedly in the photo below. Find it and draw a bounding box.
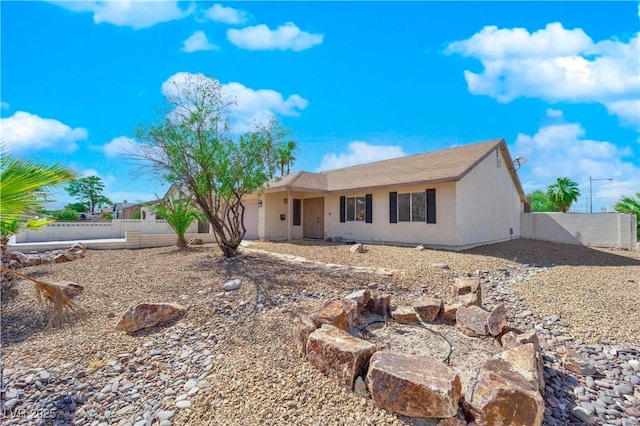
[323,183,458,247]
[455,148,523,249]
[259,191,322,240]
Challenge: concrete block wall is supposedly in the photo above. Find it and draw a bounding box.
[521,213,638,251]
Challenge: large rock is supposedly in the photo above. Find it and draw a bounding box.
[442,303,462,322]
[457,292,481,307]
[465,344,545,425]
[188,238,204,245]
[115,303,187,332]
[367,352,461,418]
[451,277,481,298]
[413,297,442,322]
[310,300,349,330]
[561,349,597,376]
[389,306,417,322]
[306,324,376,389]
[465,370,544,426]
[500,330,545,394]
[350,243,365,253]
[487,304,508,336]
[53,253,68,263]
[484,344,543,395]
[344,289,372,314]
[293,315,317,357]
[340,298,359,327]
[456,305,490,337]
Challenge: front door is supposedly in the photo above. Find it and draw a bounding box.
[303,197,324,239]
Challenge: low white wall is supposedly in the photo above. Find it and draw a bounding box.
[15,219,199,243]
[521,213,638,250]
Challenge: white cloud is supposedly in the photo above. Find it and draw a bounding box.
[161,72,309,133]
[0,111,87,153]
[227,22,323,51]
[182,31,219,53]
[1,102,9,110]
[513,119,640,211]
[103,136,138,157]
[316,142,407,171]
[447,22,640,128]
[49,0,193,29]
[546,108,563,118]
[205,4,248,25]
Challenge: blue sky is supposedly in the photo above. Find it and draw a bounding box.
[1,1,639,212]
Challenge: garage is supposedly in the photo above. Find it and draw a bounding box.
[243,199,259,240]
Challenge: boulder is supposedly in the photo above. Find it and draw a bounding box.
[500,330,545,393]
[366,352,461,418]
[340,298,359,327]
[457,292,481,307]
[442,303,462,322]
[53,254,68,263]
[413,297,442,322]
[350,243,365,253]
[115,302,187,332]
[310,300,348,330]
[389,306,417,322]
[306,324,376,389]
[344,289,372,314]
[484,344,543,395]
[487,304,508,336]
[27,255,41,265]
[451,277,481,298]
[370,294,391,316]
[188,238,204,245]
[456,305,490,337]
[293,315,317,357]
[71,243,87,250]
[464,370,544,426]
[465,343,545,425]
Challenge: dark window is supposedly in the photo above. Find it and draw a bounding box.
[293,199,301,226]
[346,197,355,221]
[412,192,426,222]
[398,193,411,222]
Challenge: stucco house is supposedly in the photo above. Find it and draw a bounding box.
[245,138,526,250]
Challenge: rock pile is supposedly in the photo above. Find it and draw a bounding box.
[1,244,87,291]
[295,279,546,424]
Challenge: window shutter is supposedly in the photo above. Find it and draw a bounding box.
[426,189,436,224]
[339,196,346,223]
[293,199,301,226]
[389,192,397,223]
[365,194,372,223]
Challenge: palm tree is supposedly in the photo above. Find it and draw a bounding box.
[151,192,205,248]
[546,177,581,213]
[1,152,75,254]
[0,149,83,326]
[614,192,640,238]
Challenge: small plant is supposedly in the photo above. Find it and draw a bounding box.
[151,192,205,248]
[132,211,142,220]
[103,213,114,220]
[52,209,79,221]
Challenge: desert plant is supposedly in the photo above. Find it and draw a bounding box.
[614,192,640,238]
[546,177,580,213]
[132,211,142,220]
[151,193,205,248]
[52,209,79,221]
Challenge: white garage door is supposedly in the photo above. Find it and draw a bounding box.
[243,199,259,240]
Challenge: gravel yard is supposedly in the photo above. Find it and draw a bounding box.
[1,238,639,425]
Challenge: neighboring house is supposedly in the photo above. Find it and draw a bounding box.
[246,138,526,250]
[114,202,139,219]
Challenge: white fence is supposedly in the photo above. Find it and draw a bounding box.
[15,219,199,243]
[521,213,638,251]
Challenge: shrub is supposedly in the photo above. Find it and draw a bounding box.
[53,209,79,221]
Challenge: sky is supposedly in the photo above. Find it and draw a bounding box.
[1,1,639,213]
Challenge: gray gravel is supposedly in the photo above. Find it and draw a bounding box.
[1,239,639,425]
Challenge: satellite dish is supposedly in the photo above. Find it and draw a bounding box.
[513,156,527,170]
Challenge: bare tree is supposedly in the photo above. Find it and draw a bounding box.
[131,73,296,257]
